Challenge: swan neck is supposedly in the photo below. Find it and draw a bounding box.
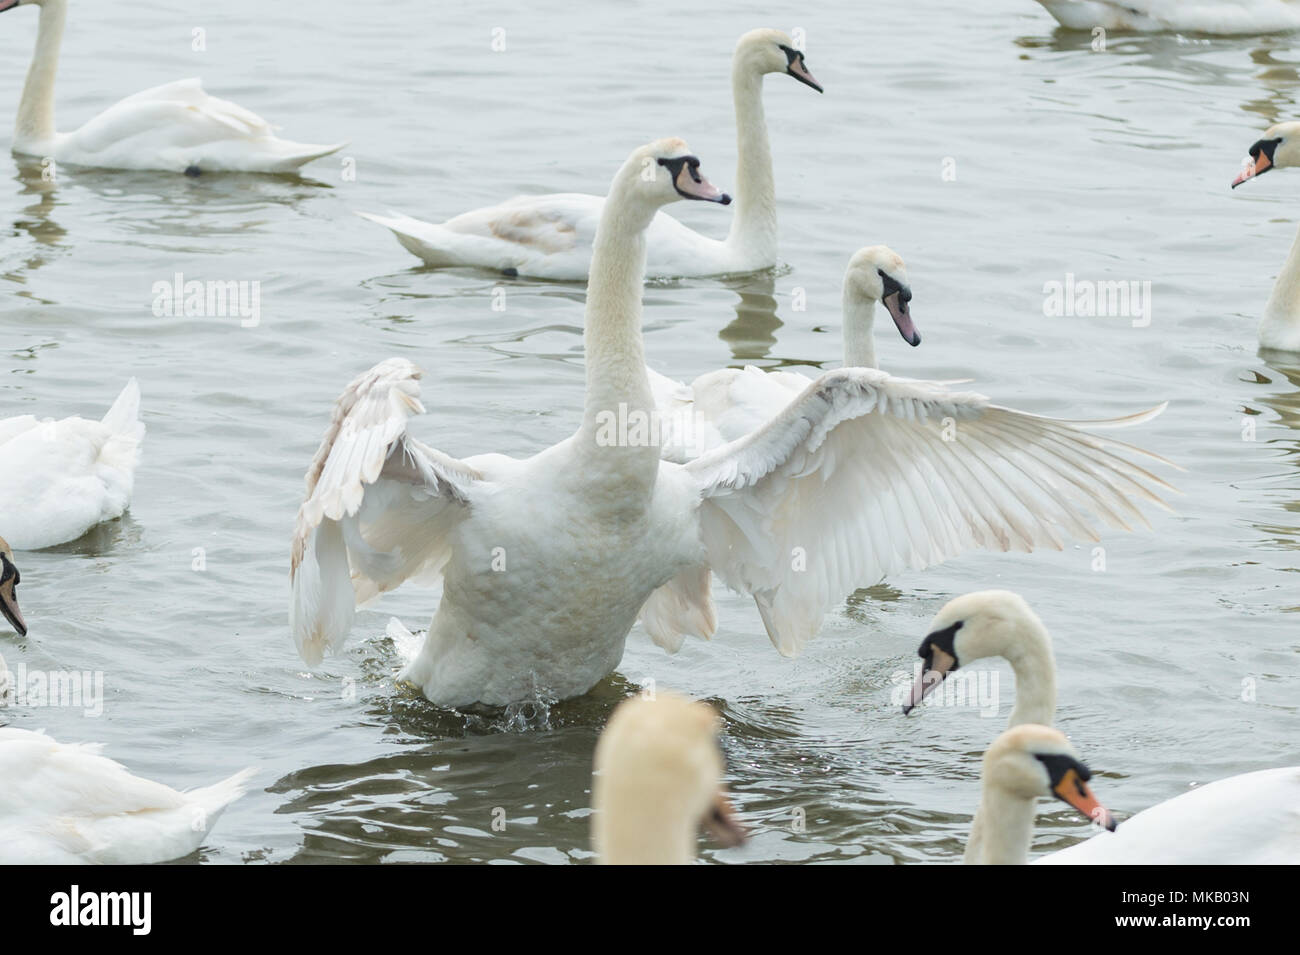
[15,0,65,150]
[1006,625,1057,728]
[724,66,777,264]
[595,804,695,865]
[1261,221,1300,351]
[965,786,1035,865]
[841,286,878,369]
[579,193,657,462]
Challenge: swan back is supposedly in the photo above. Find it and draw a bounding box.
[592,691,744,864]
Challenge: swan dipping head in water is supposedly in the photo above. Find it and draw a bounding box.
[0,537,24,638]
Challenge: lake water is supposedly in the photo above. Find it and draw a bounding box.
[1,0,1297,864]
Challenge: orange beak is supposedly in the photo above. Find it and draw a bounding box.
[703,790,748,848]
[1233,150,1271,188]
[1053,769,1117,831]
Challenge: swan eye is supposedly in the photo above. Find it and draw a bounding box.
[915,620,962,666]
[0,556,15,586]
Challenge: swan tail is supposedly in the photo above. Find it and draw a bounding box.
[266,140,348,172]
[356,211,474,268]
[290,517,356,666]
[188,767,256,830]
[97,378,145,477]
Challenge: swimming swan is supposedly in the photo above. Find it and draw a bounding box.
[0,0,344,173]
[964,724,1116,865]
[1232,121,1300,353]
[1032,0,1300,33]
[357,28,821,280]
[0,379,144,550]
[592,691,746,864]
[290,139,1176,707]
[909,592,1300,864]
[653,245,919,461]
[0,719,253,864]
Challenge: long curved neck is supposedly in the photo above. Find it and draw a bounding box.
[1261,222,1300,352]
[15,0,66,149]
[965,785,1036,865]
[578,185,658,472]
[724,65,777,263]
[842,286,878,368]
[1005,629,1057,728]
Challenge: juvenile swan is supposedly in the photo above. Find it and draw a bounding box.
[0,379,144,549]
[0,0,344,173]
[592,691,746,864]
[1032,0,1300,33]
[291,141,1177,707]
[358,28,821,280]
[1232,122,1300,353]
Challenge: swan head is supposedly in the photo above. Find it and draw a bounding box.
[983,724,1117,831]
[735,28,823,93]
[592,691,746,864]
[1232,121,1300,188]
[903,590,1047,714]
[611,139,731,214]
[845,245,920,347]
[0,537,25,638]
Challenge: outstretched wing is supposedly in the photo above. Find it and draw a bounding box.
[685,367,1177,656]
[290,358,481,665]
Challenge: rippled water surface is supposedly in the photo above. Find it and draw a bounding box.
[1,0,1298,864]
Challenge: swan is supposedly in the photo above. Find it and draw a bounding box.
[907,591,1300,864]
[290,137,1177,708]
[0,0,344,174]
[0,379,144,550]
[591,691,746,864]
[653,244,920,461]
[1032,0,1300,33]
[357,28,821,280]
[964,724,1116,865]
[901,589,1055,725]
[1232,122,1300,353]
[0,537,24,637]
[0,720,253,864]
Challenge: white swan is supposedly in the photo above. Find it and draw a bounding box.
[290,138,1176,708]
[0,0,344,174]
[357,28,821,280]
[902,589,1056,725]
[1232,122,1300,353]
[653,245,919,461]
[592,691,746,864]
[1033,0,1300,33]
[0,379,144,550]
[965,724,1117,865]
[0,537,24,637]
[907,591,1300,864]
[0,719,253,864]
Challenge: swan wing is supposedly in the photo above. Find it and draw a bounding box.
[685,367,1177,655]
[290,358,481,665]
